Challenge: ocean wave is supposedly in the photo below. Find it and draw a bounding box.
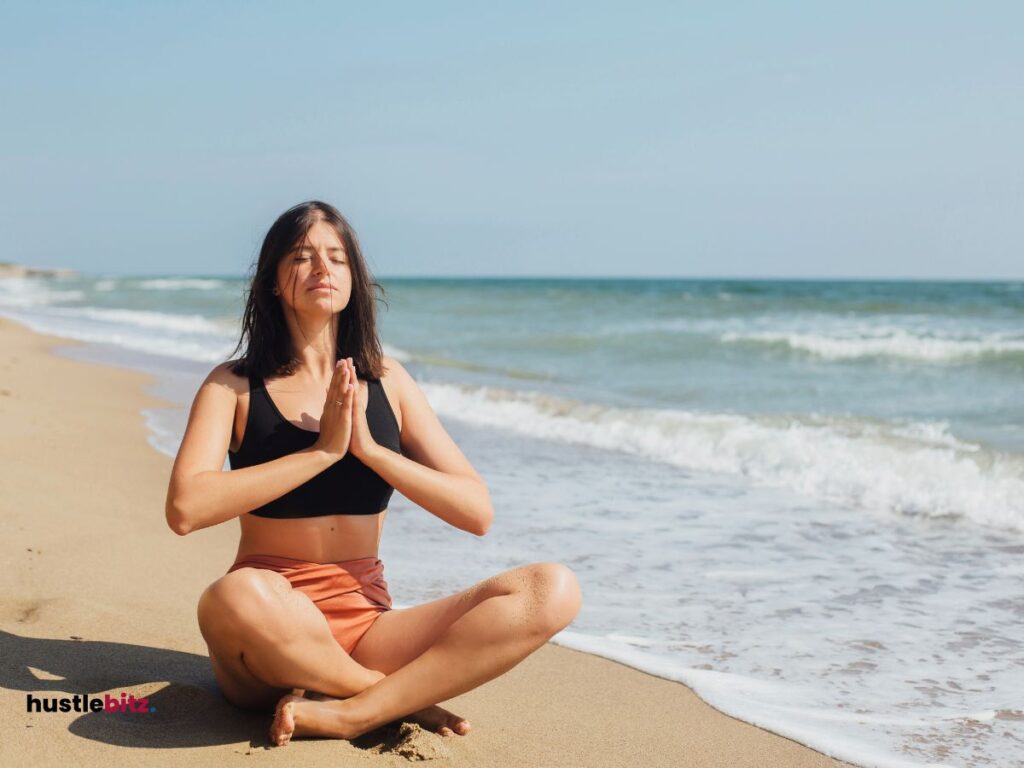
[0,277,85,307]
[136,278,227,291]
[405,351,551,380]
[0,302,416,368]
[419,380,1024,532]
[42,305,235,335]
[0,308,235,363]
[721,328,1024,362]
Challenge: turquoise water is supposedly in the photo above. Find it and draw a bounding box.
[378,278,1024,444]
[2,273,1022,767]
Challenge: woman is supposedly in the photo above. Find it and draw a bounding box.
[164,200,582,746]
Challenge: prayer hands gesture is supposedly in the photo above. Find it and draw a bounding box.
[314,358,376,462]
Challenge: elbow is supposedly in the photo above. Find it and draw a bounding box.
[165,495,193,536]
[475,511,493,537]
[473,488,495,537]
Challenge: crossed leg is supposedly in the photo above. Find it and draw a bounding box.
[197,561,582,744]
[197,565,385,708]
[198,563,475,733]
[269,561,582,744]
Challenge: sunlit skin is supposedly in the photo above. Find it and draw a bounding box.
[262,219,472,735]
[185,214,582,747]
[273,219,353,378]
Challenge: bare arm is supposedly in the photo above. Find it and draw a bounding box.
[164,363,344,535]
[359,360,494,536]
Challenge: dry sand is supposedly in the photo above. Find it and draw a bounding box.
[0,315,856,767]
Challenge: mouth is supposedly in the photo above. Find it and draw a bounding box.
[308,284,335,292]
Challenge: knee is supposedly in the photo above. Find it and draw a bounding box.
[197,569,290,639]
[524,563,582,637]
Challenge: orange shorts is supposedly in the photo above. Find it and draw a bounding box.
[226,554,393,655]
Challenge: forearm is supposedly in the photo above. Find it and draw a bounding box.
[167,447,336,534]
[360,445,493,535]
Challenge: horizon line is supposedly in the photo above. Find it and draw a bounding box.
[3,263,1022,283]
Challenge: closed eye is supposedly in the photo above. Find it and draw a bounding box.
[293,256,345,264]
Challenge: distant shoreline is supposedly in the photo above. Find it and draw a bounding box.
[1,263,1022,282]
[0,262,77,278]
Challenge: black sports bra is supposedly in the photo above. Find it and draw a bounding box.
[227,374,403,518]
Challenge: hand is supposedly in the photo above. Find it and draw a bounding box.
[348,361,379,461]
[314,358,355,460]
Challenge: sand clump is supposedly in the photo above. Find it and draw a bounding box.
[370,721,453,761]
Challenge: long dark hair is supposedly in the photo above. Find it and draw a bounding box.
[227,200,388,381]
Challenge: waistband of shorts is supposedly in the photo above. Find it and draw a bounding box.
[227,554,383,573]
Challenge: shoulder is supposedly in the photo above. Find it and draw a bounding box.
[381,354,411,385]
[203,360,248,398]
[380,354,413,399]
[381,355,429,420]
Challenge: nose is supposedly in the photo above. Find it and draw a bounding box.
[310,251,328,276]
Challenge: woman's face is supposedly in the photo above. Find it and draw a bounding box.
[274,218,353,315]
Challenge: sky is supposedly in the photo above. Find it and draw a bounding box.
[0,1,1022,280]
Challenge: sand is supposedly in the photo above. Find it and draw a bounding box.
[0,315,856,767]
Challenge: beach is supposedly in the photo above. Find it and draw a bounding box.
[0,315,857,767]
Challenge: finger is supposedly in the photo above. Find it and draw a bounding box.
[327,367,344,408]
[330,359,344,394]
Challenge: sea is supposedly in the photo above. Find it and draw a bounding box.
[1,273,1021,768]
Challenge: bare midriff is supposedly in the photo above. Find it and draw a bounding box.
[234,511,387,564]
[227,366,402,566]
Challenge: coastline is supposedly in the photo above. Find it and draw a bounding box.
[0,315,856,767]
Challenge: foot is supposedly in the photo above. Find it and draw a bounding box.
[407,703,471,737]
[269,694,301,746]
[298,690,468,735]
[268,693,367,745]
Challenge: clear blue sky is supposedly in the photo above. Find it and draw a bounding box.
[1,2,1021,279]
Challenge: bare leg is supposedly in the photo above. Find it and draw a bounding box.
[200,568,470,732]
[199,569,384,703]
[271,563,581,744]
[299,689,468,736]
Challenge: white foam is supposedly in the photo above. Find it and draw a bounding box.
[721,328,1024,362]
[0,276,85,307]
[42,305,235,335]
[551,630,988,768]
[136,278,226,291]
[581,313,1024,365]
[0,307,238,363]
[418,380,1024,532]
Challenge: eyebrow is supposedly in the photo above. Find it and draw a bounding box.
[290,246,345,254]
